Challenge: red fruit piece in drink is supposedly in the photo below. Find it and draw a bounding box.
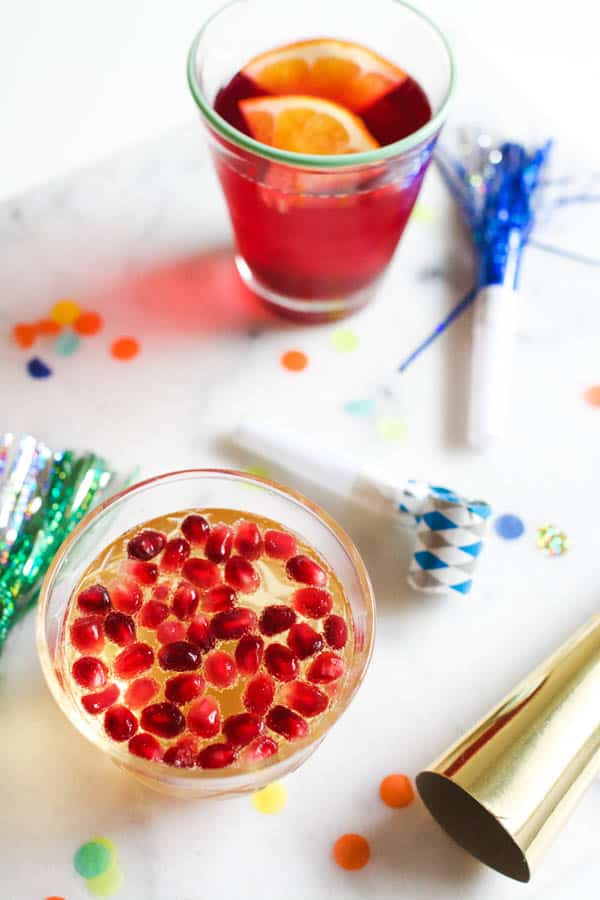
[139,600,169,628]
[182,557,222,589]
[324,614,348,649]
[243,735,278,763]
[81,683,119,715]
[292,587,332,619]
[158,641,202,672]
[161,537,190,572]
[127,529,166,560]
[126,560,159,585]
[164,736,198,768]
[187,615,216,652]
[282,680,328,717]
[204,650,237,688]
[172,582,199,620]
[264,529,297,561]
[307,651,345,683]
[114,642,154,679]
[156,619,186,644]
[104,611,136,646]
[243,673,275,715]
[72,656,108,689]
[224,712,264,747]
[77,584,111,614]
[197,742,237,769]
[266,705,308,741]
[286,555,327,587]
[188,696,221,738]
[287,622,324,659]
[104,704,138,742]
[234,521,264,560]
[125,677,159,709]
[141,701,185,739]
[128,732,163,761]
[201,584,237,613]
[264,643,298,682]
[70,615,104,653]
[181,513,210,545]
[259,604,296,636]
[235,634,264,675]
[211,607,257,640]
[111,580,143,614]
[165,672,206,705]
[224,556,260,593]
[205,524,233,563]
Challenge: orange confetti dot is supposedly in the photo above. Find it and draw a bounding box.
[12,322,37,349]
[332,833,370,871]
[74,311,103,336]
[45,896,65,900]
[281,349,308,372]
[584,385,600,407]
[379,773,414,808]
[110,337,140,361]
[35,318,62,336]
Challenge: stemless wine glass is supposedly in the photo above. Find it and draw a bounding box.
[187,0,455,322]
[37,469,375,798]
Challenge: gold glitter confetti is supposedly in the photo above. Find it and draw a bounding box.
[536,524,569,557]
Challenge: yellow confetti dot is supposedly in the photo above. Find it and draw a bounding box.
[252,781,288,814]
[50,299,81,325]
[411,202,435,224]
[376,416,406,441]
[246,467,270,481]
[331,328,359,353]
[91,837,117,864]
[86,863,124,897]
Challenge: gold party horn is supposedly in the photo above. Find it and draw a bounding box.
[417,615,600,882]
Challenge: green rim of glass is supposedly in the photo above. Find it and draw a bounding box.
[187,0,456,170]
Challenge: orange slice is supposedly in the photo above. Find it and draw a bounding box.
[243,38,407,112]
[239,95,379,155]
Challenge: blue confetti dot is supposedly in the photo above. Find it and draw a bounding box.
[494,514,525,540]
[54,329,81,356]
[27,357,52,379]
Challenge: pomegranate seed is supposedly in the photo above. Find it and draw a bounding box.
[129,732,163,761]
[127,529,166,560]
[259,604,296,636]
[204,650,237,688]
[243,673,275,715]
[125,677,159,709]
[201,584,237,613]
[165,672,206,705]
[224,712,264,747]
[224,556,260,593]
[156,619,186,644]
[234,521,264,560]
[286,555,327,587]
[114,642,154,679]
[186,615,215,652]
[282,681,328,717]
[161,537,190,572]
[141,701,185,739]
[104,611,136,646]
[70,615,104,653]
[77,584,110,614]
[111,580,143,614]
[243,736,278,763]
[188,696,221,738]
[172,582,199,620]
[72,656,108,689]
[307,651,345,684]
[104,704,138,742]
[292,587,333,619]
[324,614,348,649]
[235,634,264,675]
[126,560,159,585]
[266,705,308,741]
[164,737,198,768]
[139,600,169,628]
[264,643,298,682]
[152,583,170,602]
[181,513,210,545]
[205,524,233,563]
[158,641,202,671]
[81,683,119,715]
[211,607,257,640]
[182,558,221,589]
[197,742,236,769]
[287,622,324,659]
[264,529,297,561]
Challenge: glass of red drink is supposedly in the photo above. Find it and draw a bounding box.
[187,0,455,322]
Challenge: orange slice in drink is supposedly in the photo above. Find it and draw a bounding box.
[243,39,407,112]
[239,95,379,155]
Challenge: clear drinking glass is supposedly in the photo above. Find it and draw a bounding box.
[187,0,454,322]
[37,470,375,798]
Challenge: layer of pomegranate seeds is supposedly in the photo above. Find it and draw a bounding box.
[77,584,111,614]
[266,705,308,741]
[152,583,171,602]
[127,529,166,561]
[211,607,257,640]
[139,600,169,628]
[111,580,143,614]
[182,557,221,589]
[125,677,159,709]
[244,736,278,763]
[204,650,237,688]
[164,737,198,768]
[82,683,119,715]
[224,712,264,747]
[156,620,186,644]
[224,556,260,593]
[259,604,296,636]
[201,584,237,613]
[161,537,190,572]
[264,529,297,560]
[286,555,327,587]
[324,614,348,649]
[197,742,236,769]
[72,656,108,689]
[186,615,215,652]
[165,672,206,705]
[172,582,199,620]
[158,641,202,672]
[235,634,264,675]
[234,521,264,560]
[181,514,210,545]
[126,560,159,585]
[104,611,136,646]
[188,696,221,737]
[292,587,333,619]
[105,704,138,742]
[283,681,328,717]
[307,651,345,683]
[205,524,233,563]
[129,732,163,761]
[70,615,104,653]
[141,702,185,739]
[287,622,324,659]
[243,673,275,715]
[114,642,154,679]
[264,643,299,682]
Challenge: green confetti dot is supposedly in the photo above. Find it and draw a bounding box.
[331,328,359,353]
[411,202,435,224]
[86,863,124,897]
[74,841,112,879]
[344,397,375,418]
[376,416,406,442]
[54,329,81,356]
